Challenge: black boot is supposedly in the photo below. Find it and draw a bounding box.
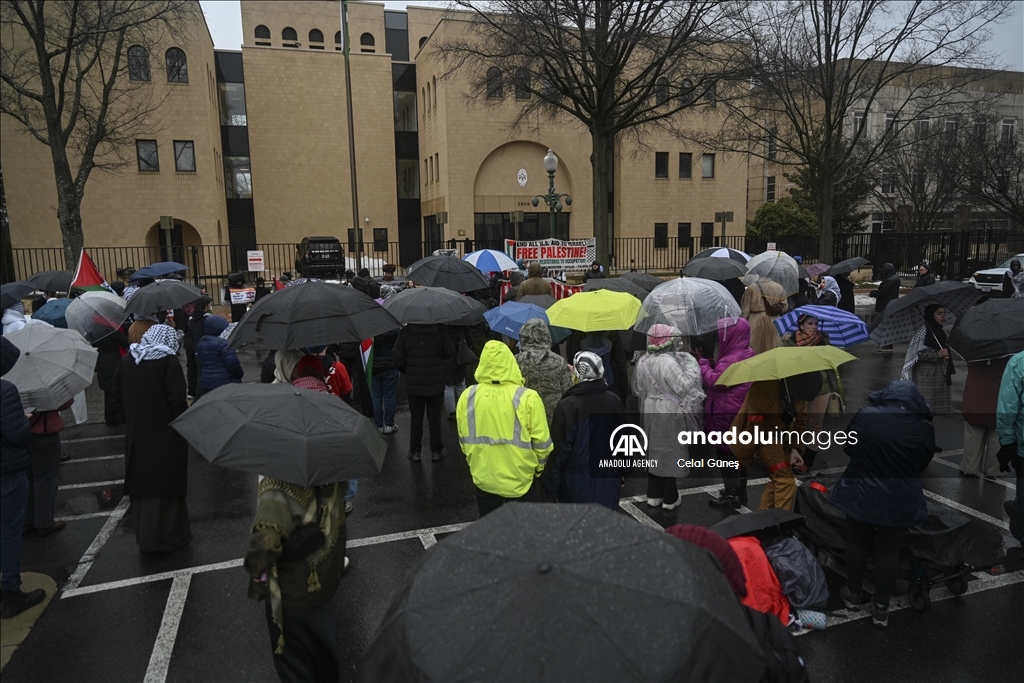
[801,448,817,472]
[1,588,46,619]
[708,486,748,508]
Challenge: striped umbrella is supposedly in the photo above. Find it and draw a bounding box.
[774,305,870,347]
[868,281,983,347]
[691,247,750,263]
[463,249,519,273]
[805,263,831,279]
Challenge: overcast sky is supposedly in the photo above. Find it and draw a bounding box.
[199,0,1024,70]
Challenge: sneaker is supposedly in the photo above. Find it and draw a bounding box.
[343,501,354,515]
[839,585,861,611]
[646,497,663,507]
[407,451,421,462]
[383,424,398,434]
[708,492,745,509]
[343,557,351,574]
[377,426,385,433]
[1005,500,1022,541]
[662,498,683,511]
[870,601,889,628]
[1,588,46,619]
[431,450,446,462]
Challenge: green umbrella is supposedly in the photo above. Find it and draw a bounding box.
[715,346,857,386]
[546,289,641,331]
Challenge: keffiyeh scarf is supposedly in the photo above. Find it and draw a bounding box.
[130,324,178,364]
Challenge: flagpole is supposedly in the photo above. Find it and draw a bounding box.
[341,0,362,271]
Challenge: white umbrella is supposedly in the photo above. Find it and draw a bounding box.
[5,326,98,411]
[463,249,519,273]
[744,250,800,296]
[66,291,127,343]
[634,277,742,336]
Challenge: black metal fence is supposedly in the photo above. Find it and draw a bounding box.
[5,230,1021,299]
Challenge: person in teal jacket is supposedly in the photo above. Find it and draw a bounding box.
[996,350,1024,542]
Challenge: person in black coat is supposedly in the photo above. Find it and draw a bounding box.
[0,337,46,617]
[182,296,211,397]
[369,329,400,431]
[914,262,936,289]
[829,380,936,628]
[565,331,629,404]
[835,273,856,314]
[1002,259,1022,297]
[543,351,624,510]
[869,263,900,351]
[393,323,455,461]
[93,326,130,425]
[113,324,191,553]
[582,261,606,282]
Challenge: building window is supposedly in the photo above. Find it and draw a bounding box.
[224,156,252,198]
[515,68,531,99]
[766,175,776,201]
[704,82,716,105]
[309,29,323,43]
[853,110,866,136]
[174,140,195,172]
[435,153,440,182]
[426,82,431,111]
[165,48,188,83]
[974,119,988,142]
[655,152,669,178]
[945,117,959,141]
[885,112,898,136]
[283,27,298,44]
[914,116,929,139]
[700,222,715,248]
[335,31,342,50]
[655,77,668,106]
[486,67,503,98]
[419,37,427,49]
[136,140,158,171]
[701,153,715,178]
[880,169,896,194]
[432,76,437,107]
[680,79,693,106]
[396,159,419,198]
[654,223,668,248]
[360,32,375,52]
[255,25,270,40]
[767,129,777,161]
[373,229,389,252]
[394,91,417,131]
[128,46,150,81]
[679,152,691,178]
[677,222,691,248]
[218,83,246,126]
[912,168,926,194]
[1003,118,1016,142]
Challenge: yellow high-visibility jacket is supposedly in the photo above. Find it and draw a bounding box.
[457,340,553,499]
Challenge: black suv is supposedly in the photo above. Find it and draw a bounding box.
[295,236,345,279]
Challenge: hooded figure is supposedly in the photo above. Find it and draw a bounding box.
[195,315,243,393]
[544,351,624,510]
[632,325,704,509]
[505,270,525,303]
[1004,259,1024,298]
[901,303,954,413]
[834,273,856,314]
[814,276,841,307]
[515,319,572,424]
[699,318,755,508]
[914,261,936,289]
[457,341,551,516]
[741,280,787,355]
[517,263,554,299]
[829,380,935,625]
[870,263,900,314]
[582,261,605,282]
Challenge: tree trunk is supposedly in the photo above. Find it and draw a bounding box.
[819,180,834,264]
[49,150,84,271]
[591,130,615,267]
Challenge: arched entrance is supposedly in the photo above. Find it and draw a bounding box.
[144,219,210,285]
[472,141,575,249]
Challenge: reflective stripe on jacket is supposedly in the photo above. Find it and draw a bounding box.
[457,341,553,499]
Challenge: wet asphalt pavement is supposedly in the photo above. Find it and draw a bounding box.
[3,336,1022,683]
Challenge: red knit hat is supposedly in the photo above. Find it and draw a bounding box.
[665,524,748,598]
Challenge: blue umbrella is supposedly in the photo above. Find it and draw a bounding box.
[30,298,72,328]
[774,305,870,347]
[129,261,189,281]
[483,301,571,343]
[463,249,519,274]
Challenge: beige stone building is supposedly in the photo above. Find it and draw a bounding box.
[3,0,747,279]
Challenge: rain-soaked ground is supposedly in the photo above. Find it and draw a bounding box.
[3,335,1021,683]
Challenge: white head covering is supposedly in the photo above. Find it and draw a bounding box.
[273,349,304,384]
[573,350,604,381]
[818,276,841,304]
[130,324,178,364]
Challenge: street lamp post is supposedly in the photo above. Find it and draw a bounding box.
[531,149,572,239]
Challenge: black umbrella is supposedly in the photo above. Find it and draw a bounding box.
[383,286,486,325]
[517,294,556,309]
[359,503,765,683]
[868,280,983,347]
[681,257,747,281]
[227,280,399,350]
[582,277,649,299]
[28,270,73,293]
[710,509,805,545]
[170,383,387,486]
[129,261,189,281]
[826,256,870,277]
[947,297,1024,361]
[123,279,202,316]
[405,256,489,292]
[620,271,664,292]
[1,281,36,309]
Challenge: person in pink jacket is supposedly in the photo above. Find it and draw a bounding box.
[696,317,755,509]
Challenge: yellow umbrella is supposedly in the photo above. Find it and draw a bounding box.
[715,346,857,386]
[546,289,642,332]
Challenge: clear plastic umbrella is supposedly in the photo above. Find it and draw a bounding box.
[65,291,127,343]
[744,251,800,296]
[4,325,98,410]
[634,277,741,336]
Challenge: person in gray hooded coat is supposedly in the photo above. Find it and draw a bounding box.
[515,319,572,425]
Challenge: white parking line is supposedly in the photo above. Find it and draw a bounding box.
[619,501,664,529]
[63,435,121,444]
[143,574,192,683]
[922,490,1010,531]
[63,496,131,594]
[56,510,114,522]
[930,451,1015,489]
[58,479,124,490]
[63,454,124,464]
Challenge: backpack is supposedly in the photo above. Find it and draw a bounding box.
[765,537,830,611]
[742,605,810,683]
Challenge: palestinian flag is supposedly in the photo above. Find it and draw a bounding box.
[360,338,373,388]
[71,249,113,292]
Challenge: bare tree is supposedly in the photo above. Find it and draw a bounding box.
[1,0,199,269]
[960,121,1024,229]
[434,0,743,264]
[713,0,1010,260]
